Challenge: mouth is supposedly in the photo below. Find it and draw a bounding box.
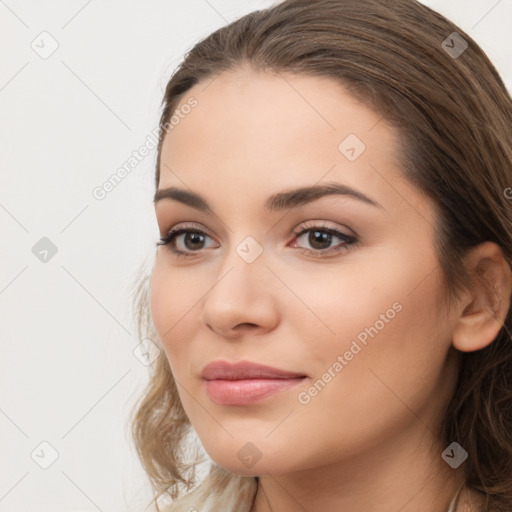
[203,377,306,406]
[201,360,308,406]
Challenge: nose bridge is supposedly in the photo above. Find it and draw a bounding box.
[200,233,277,335]
[208,233,267,304]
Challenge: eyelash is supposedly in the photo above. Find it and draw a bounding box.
[156,222,358,259]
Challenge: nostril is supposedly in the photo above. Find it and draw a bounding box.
[237,323,258,329]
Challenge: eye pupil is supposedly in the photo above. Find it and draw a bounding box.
[309,230,332,250]
[185,233,205,250]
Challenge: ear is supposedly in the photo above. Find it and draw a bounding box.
[452,242,512,352]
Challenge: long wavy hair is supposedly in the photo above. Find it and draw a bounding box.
[129,0,512,510]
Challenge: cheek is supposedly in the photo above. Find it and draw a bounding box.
[149,255,228,388]
[289,245,445,352]
[150,256,205,341]
[299,263,451,425]
[278,257,403,347]
[289,248,451,398]
[149,261,172,340]
[150,266,197,409]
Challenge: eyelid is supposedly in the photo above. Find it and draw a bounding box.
[159,221,213,238]
[291,219,356,237]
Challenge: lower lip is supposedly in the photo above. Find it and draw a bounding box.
[204,378,305,406]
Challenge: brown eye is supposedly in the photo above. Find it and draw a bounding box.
[157,227,218,257]
[291,224,358,257]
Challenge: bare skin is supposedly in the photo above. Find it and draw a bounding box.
[150,66,511,512]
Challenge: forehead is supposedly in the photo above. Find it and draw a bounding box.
[163,68,393,155]
[158,68,412,214]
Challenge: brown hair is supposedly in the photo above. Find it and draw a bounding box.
[129,0,512,510]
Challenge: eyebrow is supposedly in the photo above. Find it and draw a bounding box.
[153,182,384,213]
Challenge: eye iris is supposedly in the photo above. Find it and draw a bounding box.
[309,230,332,250]
[185,232,205,250]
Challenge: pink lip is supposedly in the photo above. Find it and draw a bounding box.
[205,378,305,405]
[201,360,306,380]
[201,360,307,406]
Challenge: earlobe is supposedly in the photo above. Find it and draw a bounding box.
[452,242,512,353]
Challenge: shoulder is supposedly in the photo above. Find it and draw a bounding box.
[162,465,257,512]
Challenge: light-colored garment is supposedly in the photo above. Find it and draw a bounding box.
[447,483,464,512]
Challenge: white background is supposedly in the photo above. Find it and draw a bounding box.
[1,1,511,511]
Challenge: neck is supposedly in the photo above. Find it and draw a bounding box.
[250,422,465,512]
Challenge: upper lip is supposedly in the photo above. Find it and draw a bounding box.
[201,360,307,380]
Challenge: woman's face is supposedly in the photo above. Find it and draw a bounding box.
[150,68,460,476]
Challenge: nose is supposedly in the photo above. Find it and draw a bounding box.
[199,247,280,339]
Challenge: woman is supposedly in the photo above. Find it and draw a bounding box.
[130,0,512,510]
